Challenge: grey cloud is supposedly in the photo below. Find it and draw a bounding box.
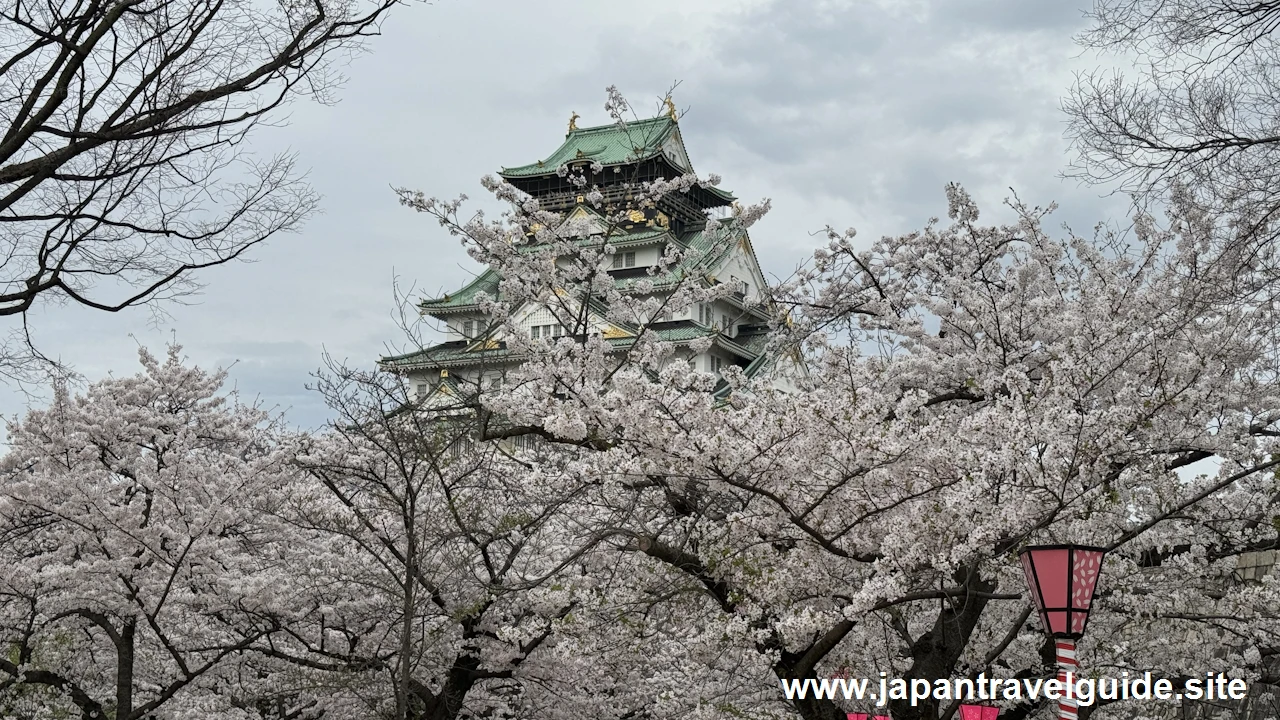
[0,0,1136,425]
[931,0,1089,32]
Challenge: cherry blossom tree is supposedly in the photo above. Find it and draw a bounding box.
[11,88,1278,720]
[0,346,321,719]
[398,91,1280,720]
[0,346,639,720]
[281,359,614,720]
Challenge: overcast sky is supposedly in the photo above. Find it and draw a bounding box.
[1,0,1135,430]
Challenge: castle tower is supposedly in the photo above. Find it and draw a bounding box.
[380,108,779,404]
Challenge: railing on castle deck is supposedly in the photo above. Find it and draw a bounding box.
[439,428,547,459]
[503,433,543,452]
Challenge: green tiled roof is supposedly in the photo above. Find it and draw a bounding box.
[420,269,502,312]
[501,117,677,178]
[516,224,673,255]
[680,224,742,271]
[422,223,742,313]
[602,226,670,247]
[705,185,736,203]
[381,322,718,371]
[380,340,513,369]
[711,351,776,400]
[725,330,770,356]
[626,321,715,344]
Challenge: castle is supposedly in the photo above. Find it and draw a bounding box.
[380,104,785,405]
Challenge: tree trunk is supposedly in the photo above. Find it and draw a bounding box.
[398,525,418,720]
[889,577,997,720]
[118,618,136,720]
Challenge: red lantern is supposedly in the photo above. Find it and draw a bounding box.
[960,704,1000,720]
[1018,544,1106,639]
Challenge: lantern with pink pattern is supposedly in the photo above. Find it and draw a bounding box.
[1018,544,1106,639]
[960,704,1000,720]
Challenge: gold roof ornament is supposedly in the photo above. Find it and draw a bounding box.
[664,96,677,121]
[568,111,580,133]
[627,209,645,223]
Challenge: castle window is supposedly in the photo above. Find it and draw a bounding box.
[698,303,714,325]
[710,356,723,373]
[463,320,475,338]
[612,251,636,269]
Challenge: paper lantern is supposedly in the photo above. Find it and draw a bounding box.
[960,704,1000,720]
[1018,544,1106,638]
